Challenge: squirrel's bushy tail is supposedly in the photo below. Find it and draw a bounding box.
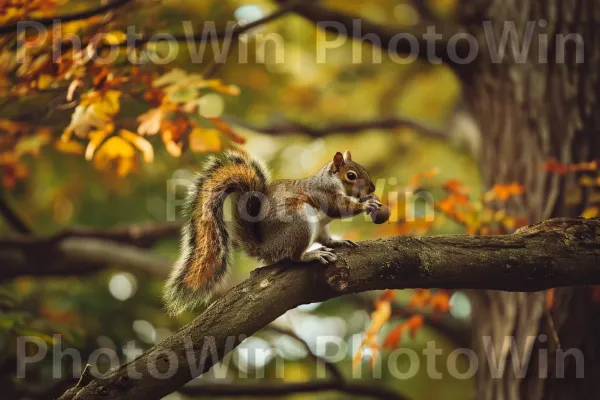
[163,150,269,315]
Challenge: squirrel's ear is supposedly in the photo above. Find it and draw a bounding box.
[343,150,352,162]
[333,152,345,170]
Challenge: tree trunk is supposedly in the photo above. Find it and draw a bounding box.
[460,0,600,398]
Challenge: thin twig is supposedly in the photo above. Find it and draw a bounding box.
[201,0,305,78]
[179,380,408,400]
[0,194,32,234]
[0,0,133,35]
[265,325,344,381]
[224,115,447,138]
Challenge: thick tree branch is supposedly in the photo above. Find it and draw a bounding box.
[0,0,133,35]
[225,115,447,138]
[59,217,600,400]
[276,0,470,68]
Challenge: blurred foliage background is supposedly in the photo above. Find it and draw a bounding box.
[0,0,484,399]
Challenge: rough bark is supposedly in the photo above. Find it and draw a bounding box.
[58,217,600,400]
[460,0,600,398]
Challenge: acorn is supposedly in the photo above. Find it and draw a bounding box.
[371,204,391,224]
[360,195,391,224]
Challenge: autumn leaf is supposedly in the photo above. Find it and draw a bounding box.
[407,168,440,189]
[120,129,154,163]
[137,107,163,136]
[492,182,525,201]
[209,117,246,144]
[85,127,113,161]
[582,206,599,219]
[545,158,598,174]
[429,292,451,314]
[162,130,182,158]
[383,315,424,349]
[93,136,136,177]
[353,290,394,369]
[408,289,431,309]
[189,128,221,153]
[54,139,84,155]
[63,89,122,139]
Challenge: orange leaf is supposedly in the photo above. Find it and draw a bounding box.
[408,289,431,310]
[429,292,451,314]
[209,117,246,144]
[492,182,525,201]
[383,324,405,349]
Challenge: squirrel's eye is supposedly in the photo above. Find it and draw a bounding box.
[346,171,357,181]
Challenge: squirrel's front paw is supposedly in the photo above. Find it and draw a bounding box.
[300,249,338,264]
[325,239,358,248]
[362,198,382,214]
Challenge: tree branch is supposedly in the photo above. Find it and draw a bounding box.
[199,0,306,78]
[0,222,179,281]
[178,380,408,400]
[93,0,303,51]
[59,217,600,400]
[0,194,32,234]
[0,0,134,35]
[264,325,344,381]
[224,115,447,138]
[276,0,470,68]
[179,325,410,400]
[0,221,180,249]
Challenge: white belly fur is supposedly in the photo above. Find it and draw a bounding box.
[303,204,332,246]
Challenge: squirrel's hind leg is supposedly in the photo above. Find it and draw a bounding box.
[259,212,338,265]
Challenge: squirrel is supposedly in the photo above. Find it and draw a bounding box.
[163,149,381,315]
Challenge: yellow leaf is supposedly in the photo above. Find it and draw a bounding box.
[120,129,154,163]
[582,207,599,219]
[579,175,595,187]
[38,74,53,90]
[96,90,121,116]
[502,216,516,231]
[93,136,136,177]
[102,31,127,45]
[189,128,221,153]
[85,127,112,161]
[54,139,84,155]
[82,90,121,118]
